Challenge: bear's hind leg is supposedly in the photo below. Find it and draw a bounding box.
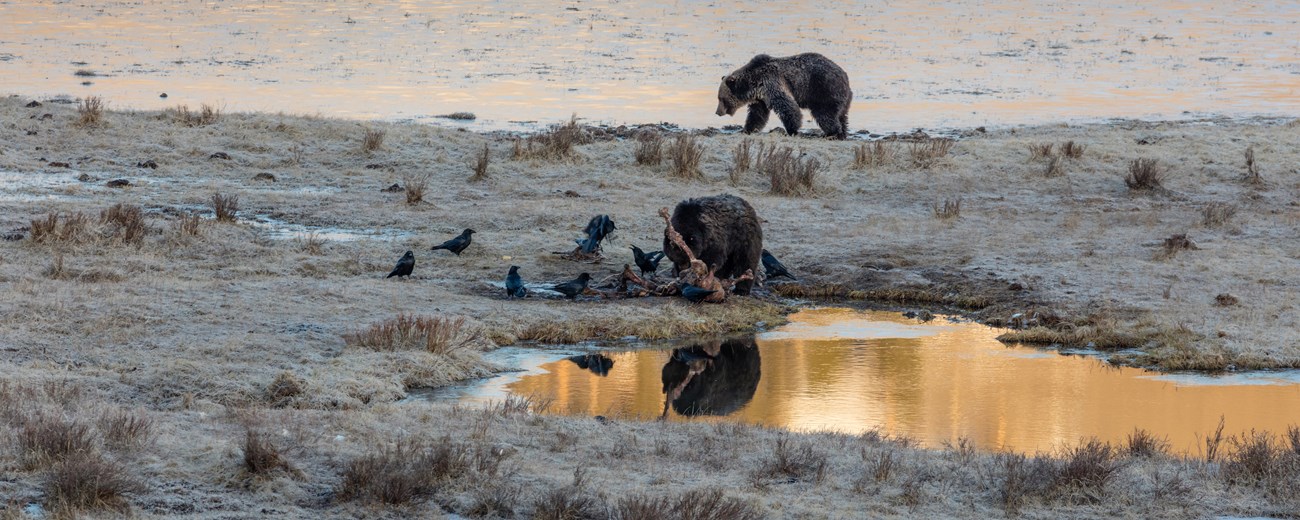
[743,102,770,134]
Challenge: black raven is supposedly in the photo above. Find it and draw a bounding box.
[681,283,717,303]
[580,215,616,253]
[630,245,665,275]
[761,249,796,280]
[430,228,475,255]
[505,265,527,298]
[386,251,415,279]
[552,273,592,299]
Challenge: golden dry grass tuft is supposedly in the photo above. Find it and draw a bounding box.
[44,453,142,518]
[610,488,765,520]
[1060,140,1086,159]
[853,141,894,169]
[210,193,239,222]
[17,415,97,468]
[360,127,386,153]
[29,212,91,244]
[165,103,221,127]
[75,96,105,127]
[1043,155,1064,177]
[1124,158,1167,191]
[512,116,587,161]
[336,437,470,505]
[506,302,789,345]
[759,145,819,196]
[1027,142,1055,160]
[908,138,953,169]
[99,203,148,246]
[667,134,704,180]
[729,138,753,184]
[344,314,484,355]
[469,143,491,182]
[1201,202,1237,228]
[1243,145,1263,184]
[242,428,297,478]
[634,132,664,166]
[402,172,429,205]
[1125,428,1170,458]
[97,408,154,452]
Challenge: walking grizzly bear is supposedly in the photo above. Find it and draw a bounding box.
[715,53,852,140]
[663,194,762,296]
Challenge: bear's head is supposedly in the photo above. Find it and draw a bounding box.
[716,54,774,116]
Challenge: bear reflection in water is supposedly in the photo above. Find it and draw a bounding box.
[660,337,761,417]
[566,354,614,376]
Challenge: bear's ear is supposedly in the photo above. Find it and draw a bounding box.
[724,75,736,87]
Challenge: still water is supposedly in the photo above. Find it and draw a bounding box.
[1,1,1296,131]
[430,308,1300,454]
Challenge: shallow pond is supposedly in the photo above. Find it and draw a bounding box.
[2,1,1296,131]
[423,308,1300,454]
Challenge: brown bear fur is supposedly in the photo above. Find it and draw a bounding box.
[663,194,762,295]
[716,53,852,140]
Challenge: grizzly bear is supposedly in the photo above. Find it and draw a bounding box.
[715,53,852,140]
[663,194,762,295]
[661,337,761,416]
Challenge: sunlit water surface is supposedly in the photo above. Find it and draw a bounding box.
[1,1,1296,131]
[425,308,1300,454]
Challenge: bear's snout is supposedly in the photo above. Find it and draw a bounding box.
[715,102,729,117]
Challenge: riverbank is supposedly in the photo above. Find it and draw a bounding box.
[0,94,1297,517]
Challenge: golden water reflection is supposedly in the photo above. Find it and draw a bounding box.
[506,308,1300,454]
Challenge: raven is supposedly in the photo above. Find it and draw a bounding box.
[430,228,475,255]
[761,249,796,280]
[580,215,616,253]
[630,245,665,275]
[505,265,527,298]
[552,273,592,299]
[681,283,717,303]
[386,251,415,279]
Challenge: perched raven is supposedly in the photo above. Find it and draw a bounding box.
[580,215,616,253]
[761,249,796,281]
[681,283,717,303]
[386,251,415,279]
[505,265,527,298]
[430,228,475,255]
[552,273,592,299]
[630,245,665,275]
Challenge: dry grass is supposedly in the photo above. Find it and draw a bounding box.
[1125,428,1170,458]
[1243,145,1263,184]
[1201,202,1237,227]
[772,283,993,310]
[166,103,221,127]
[295,232,325,255]
[17,415,97,468]
[728,138,753,184]
[931,197,962,220]
[29,212,91,244]
[98,408,153,452]
[1124,158,1167,191]
[44,453,141,518]
[360,127,386,153]
[99,203,147,246]
[336,437,471,505]
[401,172,429,205]
[242,428,296,477]
[1061,140,1086,159]
[853,141,894,169]
[667,134,704,180]
[531,486,605,520]
[1157,233,1197,260]
[610,488,764,520]
[755,436,828,484]
[210,193,239,222]
[1056,438,1125,496]
[171,212,203,238]
[759,145,819,196]
[75,96,105,127]
[1043,155,1064,177]
[1027,142,1055,160]
[505,302,788,345]
[512,116,587,161]
[634,132,664,166]
[908,138,953,168]
[344,314,483,355]
[469,143,490,182]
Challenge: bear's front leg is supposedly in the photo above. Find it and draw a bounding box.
[766,88,802,137]
[743,102,770,134]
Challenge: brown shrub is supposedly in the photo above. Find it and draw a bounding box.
[853,141,894,169]
[1201,202,1237,228]
[1204,416,1226,463]
[1060,140,1086,159]
[166,103,221,127]
[469,143,490,182]
[266,371,305,406]
[1056,438,1123,494]
[1221,430,1289,486]
[909,138,953,169]
[634,132,664,166]
[171,212,203,237]
[1214,293,1239,307]
[344,314,483,355]
[30,212,91,244]
[513,116,587,161]
[18,415,97,468]
[1125,428,1170,458]
[1027,142,1054,160]
[99,203,147,246]
[211,193,239,222]
[243,428,295,477]
[1243,146,1263,184]
[531,486,605,520]
[994,452,1057,514]
[44,453,141,517]
[98,408,153,452]
[295,232,325,255]
[932,197,962,220]
[610,488,764,520]
[402,173,429,205]
[759,145,819,196]
[337,438,470,505]
[756,436,827,484]
[1157,233,1197,260]
[361,128,386,153]
[668,134,704,180]
[1125,158,1166,191]
[75,96,105,127]
[729,138,753,184]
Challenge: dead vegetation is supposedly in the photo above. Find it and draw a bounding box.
[1125,428,1171,458]
[74,96,105,127]
[501,301,789,346]
[1124,158,1167,191]
[1027,142,1054,160]
[853,141,895,169]
[758,145,819,196]
[344,314,484,355]
[1043,156,1064,177]
[469,143,491,182]
[1243,145,1263,184]
[29,212,91,244]
[401,173,429,205]
[44,453,142,518]
[729,138,753,184]
[1157,233,1197,260]
[1060,140,1086,159]
[931,197,962,220]
[210,193,239,222]
[360,127,386,153]
[336,437,474,505]
[99,203,147,246]
[242,428,297,478]
[165,103,221,127]
[610,488,765,520]
[667,134,704,180]
[1201,202,1237,227]
[513,116,587,161]
[755,436,828,484]
[634,132,664,166]
[908,138,953,168]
